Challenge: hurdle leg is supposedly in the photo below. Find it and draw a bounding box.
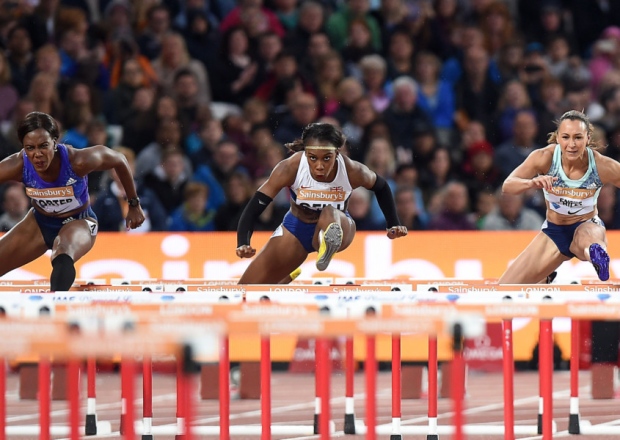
[39,356,51,440]
[451,324,465,440]
[175,356,186,440]
[391,335,402,440]
[85,357,97,436]
[68,358,80,440]
[121,357,136,440]
[219,337,230,440]
[0,357,5,440]
[427,336,438,440]
[569,319,580,434]
[540,319,554,440]
[142,356,153,440]
[366,335,377,440]
[318,338,331,440]
[343,337,356,434]
[314,339,320,435]
[260,336,271,440]
[502,319,515,440]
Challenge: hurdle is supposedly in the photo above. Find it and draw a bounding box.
[7,282,620,439]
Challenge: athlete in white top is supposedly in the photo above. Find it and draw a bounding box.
[236,122,407,284]
[500,110,620,283]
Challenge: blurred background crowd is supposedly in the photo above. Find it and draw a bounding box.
[0,0,619,233]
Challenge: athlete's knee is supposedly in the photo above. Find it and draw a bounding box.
[50,254,76,292]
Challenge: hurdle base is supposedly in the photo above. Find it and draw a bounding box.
[84,414,97,435]
[344,413,356,434]
[314,413,319,434]
[6,421,112,436]
[426,435,439,440]
[568,413,580,434]
[580,420,620,435]
[537,413,542,434]
[136,421,334,436]
[141,436,154,440]
[355,423,546,435]
[390,435,403,440]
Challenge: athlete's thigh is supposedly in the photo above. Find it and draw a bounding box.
[238,229,309,284]
[0,210,48,276]
[311,210,356,251]
[570,221,607,261]
[499,232,569,284]
[52,218,97,262]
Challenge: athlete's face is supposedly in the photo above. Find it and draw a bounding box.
[23,128,56,172]
[304,138,338,182]
[557,119,589,161]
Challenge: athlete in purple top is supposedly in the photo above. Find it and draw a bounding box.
[0,112,145,291]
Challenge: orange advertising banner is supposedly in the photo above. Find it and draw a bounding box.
[9,230,620,281]
[6,231,619,363]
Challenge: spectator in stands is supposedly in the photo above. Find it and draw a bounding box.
[220,0,285,38]
[596,184,620,230]
[382,76,434,151]
[359,54,391,113]
[371,0,408,50]
[414,51,455,146]
[1,98,35,155]
[93,146,167,232]
[393,163,429,226]
[348,186,383,230]
[189,118,225,168]
[214,171,254,230]
[481,190,543,230]
[479,1,515,59]
[313,51,345,117]
[469,187,497,229]
[151,32,211,105]
[495,79,534,143]
[135,118,192,180]
[420,147,456,198]
[143,147,189,216]
[6,25,37,97]
[342,96,377,151]
[341,18,379,73]
[495,110,540,180]
[255,31,284,79]
[168,181,216,231]
[326,0,381,51]
[274,92,319,145]
[182,7,221,73]
[331,76,364,125]
[272,0,298,30]
[120,86,157,154]
[255,50,314,107]
[0,52,18,123]
[137,4,172,60]
[212,26,259,106]
[18,0,62,51]
[454,45,501,143]
[62,81,101,149]
[193,139,247,212]
[0,183,29,232]
[385,29,415,81]
[394,185,425,231]
[285,1,326,63]
[26,72,63,121]
[105,58,149,125]
[428,181,476,230]
[172,68,207,135]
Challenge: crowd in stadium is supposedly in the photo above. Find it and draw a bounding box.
[0,0,618,233]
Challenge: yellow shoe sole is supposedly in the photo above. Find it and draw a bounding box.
[316,223,343,271]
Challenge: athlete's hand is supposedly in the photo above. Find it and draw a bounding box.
[387,226,408,239]
[236,245,256,258]
[531,175,557,191]
[126,206,146,230]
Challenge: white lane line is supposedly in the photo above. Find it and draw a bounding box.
[5,393,176,422]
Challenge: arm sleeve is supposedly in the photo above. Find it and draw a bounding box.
[370,176,401,228]
[236,191,273,247]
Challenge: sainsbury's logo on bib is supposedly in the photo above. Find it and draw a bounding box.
[26,186,75,198]
[298,188,346,201]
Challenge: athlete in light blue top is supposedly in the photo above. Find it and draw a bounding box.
[499,110,619,283]
[0,112,145,291]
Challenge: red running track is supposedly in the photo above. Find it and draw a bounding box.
[3,369,620,439]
